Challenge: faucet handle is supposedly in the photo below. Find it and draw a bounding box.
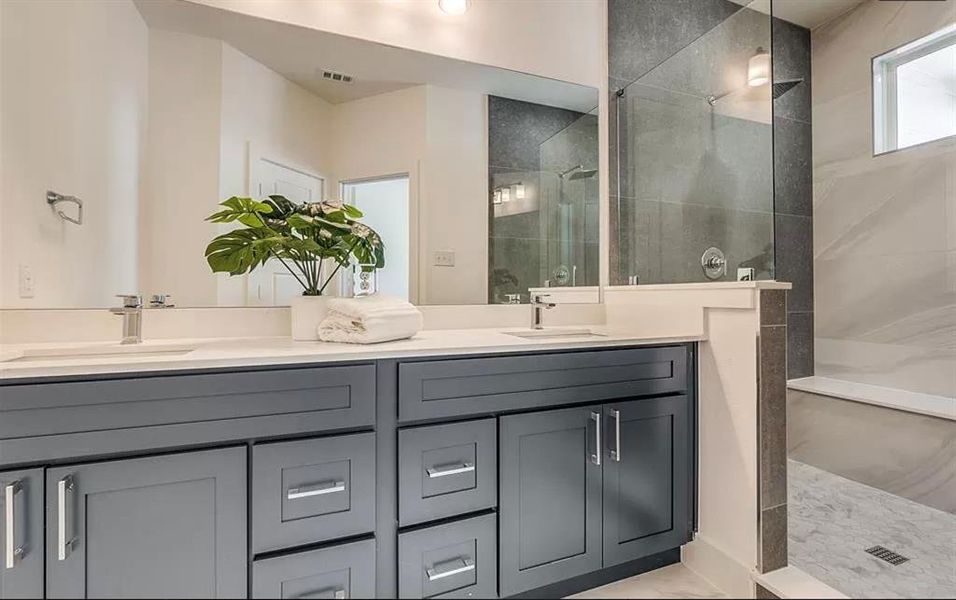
[115,294,142,308]
[148,294,174,308]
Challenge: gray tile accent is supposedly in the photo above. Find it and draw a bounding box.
[786,312,814,379]
[608,0,742,85]
[754,583,781,599]
[760,503,788,573]
[771,18,811,124]
[774,213,813,313]
[488,96,583,172]
[760,289,787,326]
[759,323,788,511]
[773,117,812,218]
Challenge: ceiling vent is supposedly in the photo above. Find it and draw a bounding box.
[320,69,354,84]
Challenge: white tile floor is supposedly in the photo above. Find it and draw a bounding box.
[789,460,956,599]
[569,563,727,599]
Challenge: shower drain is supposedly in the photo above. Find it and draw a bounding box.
[865,545,910,566]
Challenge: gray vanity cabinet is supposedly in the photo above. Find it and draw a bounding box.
[499,406,604,597]
[44,447,247,599]
[0,469,43,599]
[602,396,690,567]
[252,538,376,599]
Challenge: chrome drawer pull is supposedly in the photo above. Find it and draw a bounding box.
[294,586,346,599]
[426,557,475,581]
[287,480,346,500]
[4,481,23,569]
[57,476,76,561]
[426,462,475,479]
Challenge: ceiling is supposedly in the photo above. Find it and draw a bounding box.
[133,0,598,112]
[731,0,864,30]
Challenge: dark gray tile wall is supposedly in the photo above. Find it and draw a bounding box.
[758,289,789,573]
[772,17,814,379]
[487,96,594,302]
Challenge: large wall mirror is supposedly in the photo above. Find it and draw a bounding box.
[0,0,599,309]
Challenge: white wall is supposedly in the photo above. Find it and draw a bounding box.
[141,29,223,308]
[0,0,148,308]
[186,0,604,89]
[329,84,488,305]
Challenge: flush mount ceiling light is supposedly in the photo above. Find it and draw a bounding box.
[748,47,771,87]
[439,0,470,15]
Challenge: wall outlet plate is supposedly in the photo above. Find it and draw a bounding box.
[18,264,35,298]
[434,251,455,267]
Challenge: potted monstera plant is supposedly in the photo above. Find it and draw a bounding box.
[204,195,385,340]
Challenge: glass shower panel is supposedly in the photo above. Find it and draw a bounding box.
[539,109,600,289]
[611,1,774,285]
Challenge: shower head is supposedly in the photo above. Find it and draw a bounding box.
[558,165,597,180]
[567,168,597,180]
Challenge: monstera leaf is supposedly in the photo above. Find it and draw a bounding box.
[204,195,385,295]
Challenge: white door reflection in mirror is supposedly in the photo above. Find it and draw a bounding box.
[248,158,324,306]
[342,177,411,302]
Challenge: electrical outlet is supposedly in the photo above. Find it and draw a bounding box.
[433,250,456,267]
[18,264,35,298]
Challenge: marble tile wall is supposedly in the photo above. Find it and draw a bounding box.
[811,0,956,398]
[788,389,956,514]
[487,96,596,302]
[772,18,814,379]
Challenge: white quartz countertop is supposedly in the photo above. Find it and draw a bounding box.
[0,327,702,381]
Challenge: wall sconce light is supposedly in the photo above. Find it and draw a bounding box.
[748,47,771,87]
[514,183,525,199]
[438,0,470,15]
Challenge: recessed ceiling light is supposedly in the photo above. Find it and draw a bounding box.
[439,0,470,15]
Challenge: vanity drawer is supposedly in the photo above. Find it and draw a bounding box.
[398,513,497,599]
[398,346,687,422]
[252,433,375,554]
[252,538,376,599]
[398,419,496,527]
[0,364,376,466]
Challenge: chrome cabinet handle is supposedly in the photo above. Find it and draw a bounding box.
[57,476,76,561]
[426,557,475,581]
[287,480,346,500]
[4,481,23,569]
[294,587,346,599]
[590,411,601,466]
[426,462,475,478]
[609,409,622,462]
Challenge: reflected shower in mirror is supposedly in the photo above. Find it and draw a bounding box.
[0,0,599,309]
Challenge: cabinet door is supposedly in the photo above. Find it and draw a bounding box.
[499,407,603,597]
[45,447,247,599]
[603,396,691,567]
[0,469,43,599]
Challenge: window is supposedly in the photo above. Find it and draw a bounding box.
[873,24,956,154]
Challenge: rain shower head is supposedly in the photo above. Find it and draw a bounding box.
[558,165,598,180]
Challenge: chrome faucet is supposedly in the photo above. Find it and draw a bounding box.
[110,294,143,344]
[530,293,556,330]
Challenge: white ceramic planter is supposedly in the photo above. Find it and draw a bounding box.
[290,295,331,341]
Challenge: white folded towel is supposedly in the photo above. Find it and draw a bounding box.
[318,294,423,344]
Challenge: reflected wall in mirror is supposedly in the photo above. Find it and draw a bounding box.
[0,0,599,309]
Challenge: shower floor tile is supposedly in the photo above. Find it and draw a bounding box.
[789,459,956,599]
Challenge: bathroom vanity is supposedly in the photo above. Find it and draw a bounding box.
[0,339,697,599]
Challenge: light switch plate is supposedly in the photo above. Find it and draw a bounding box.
[434,251,455,267]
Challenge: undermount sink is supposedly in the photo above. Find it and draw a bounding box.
[2,343,196,363]
[504,327,607,340]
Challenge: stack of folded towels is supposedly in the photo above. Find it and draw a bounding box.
[318,294,423,344]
